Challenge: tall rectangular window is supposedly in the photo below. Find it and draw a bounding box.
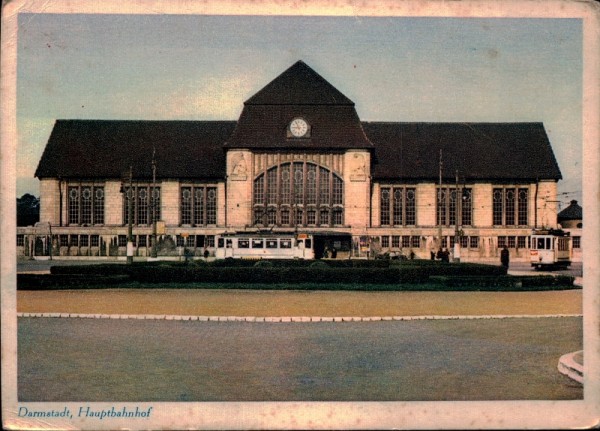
[381,186,416,226]
[380,188,390,226]
[393,188,403,225]
[267,168,278,205]
[181,187,192,225]
[573,236,581,249]
[180,186,216,226]
[381,236,390,248]
[194,188,204,225]
[438,187,470,226]
[306,164,317,205]
[518,188,528,225]
[124,185,161,226]
[206,187,217,225]
[68,184,105,225]
[493,187,528,226]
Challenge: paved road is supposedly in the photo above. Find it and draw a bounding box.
[18,316,582,402]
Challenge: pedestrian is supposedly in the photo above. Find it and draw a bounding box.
[441,248,450,263]
[331,247,337,259]
[203,248,209,259]
[430,250,435,260]
[501,246,510,268]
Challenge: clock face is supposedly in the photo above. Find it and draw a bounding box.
[289,118,309,138]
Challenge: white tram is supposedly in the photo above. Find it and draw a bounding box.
[215,232,315,259]
[529,229,572,270]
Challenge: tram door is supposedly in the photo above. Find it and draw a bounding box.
[224,238,233,258]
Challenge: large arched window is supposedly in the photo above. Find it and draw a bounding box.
[253,162,343,227]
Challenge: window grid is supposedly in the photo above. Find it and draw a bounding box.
[411,236,420,248]
[68,185,105,226]
[253,162,343,227]
[17,235,24,246]
[392,236,400,248]
[573,236,581,249]
[80,235,89,247]
[381,236,390,248]
[437,187,471,226]
[517,236,527,249]
[380,186,416,226]
[91,235,100,247]
[493,187,528,226]
[402,236,410,248]
[124,185,161,226]
[180,186,216,226]
[469,236,479,249]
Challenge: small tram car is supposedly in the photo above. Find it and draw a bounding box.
[215,231,315,259]
[529,228,572,270]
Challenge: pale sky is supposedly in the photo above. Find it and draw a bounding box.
[17,14,582,207]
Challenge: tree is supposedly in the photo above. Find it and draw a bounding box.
[17,194,40,227]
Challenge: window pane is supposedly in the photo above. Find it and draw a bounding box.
[206,187,217,224]
[281,164,291,204]
[393,188,403,225]
[68,187,79,224]
[319,167,330,203]
[518,188,528,225]
[94,187,104,224]
[437,188,446,225]
[406,188,416,225]
[81,187,92,224]
[181,187,192,225]
[402,236,410,248]
[306,164,317,204]
[254,175,265,205]
[332,175,343,205]
[267,168,278,205]
[469,236,479,248]
[380,188,390,226]
[137,187,148,225]
[505,188,515,225]
[461,188,472,226]
[381,236,389,247]
[392,236,400,248]
[493,189,503,226]
[194,187,204,225]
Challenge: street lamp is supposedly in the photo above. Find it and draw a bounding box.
[120,166,134,264]
[151,149,158,258]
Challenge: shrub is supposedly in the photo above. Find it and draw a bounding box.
[253,260,274,268]
[309,261,329,268]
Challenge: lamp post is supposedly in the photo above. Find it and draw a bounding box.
[453,170,461,263]
[122,166,134,264]
[151,149,158,258]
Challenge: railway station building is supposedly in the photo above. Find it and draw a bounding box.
[19,61,563,262]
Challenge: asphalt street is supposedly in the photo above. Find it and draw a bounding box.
[18,316,582,402]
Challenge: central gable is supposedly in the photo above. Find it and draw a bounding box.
[225,61,373,150]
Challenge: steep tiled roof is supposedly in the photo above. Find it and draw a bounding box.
[364,122,562,181]
[35,120,236,180]
[245,61,354,105]
[557,200,582,221]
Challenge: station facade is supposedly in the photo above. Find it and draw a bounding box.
[19,61,563,262]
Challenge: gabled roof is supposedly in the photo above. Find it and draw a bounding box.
[557,200,582,221]
[35,120,236,180]
[364,122,562,181]
[226,61,372,150]
[245,61,354,106]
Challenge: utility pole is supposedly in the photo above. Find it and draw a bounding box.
[438,149,443,251]
[127,165,134,264]
[454,169,461,263]
[151,148,158,258]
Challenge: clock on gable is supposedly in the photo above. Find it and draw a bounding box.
[288,117,310,138]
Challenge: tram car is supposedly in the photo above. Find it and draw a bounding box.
[215,231,315,259]
[529,228,572,270]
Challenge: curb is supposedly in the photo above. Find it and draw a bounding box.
[17,312,583,322]
[558,350,584,383]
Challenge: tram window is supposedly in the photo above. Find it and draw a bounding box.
[217,238,224,248]
[226,239,233,248]
[305,239,312,249]
[296,239,304,247]
[266,240,278,249]
[238,239,249,248]
[546,238,551,249]
[536,238,545,249]
[252,239,264,248]
[280,239,292,249]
